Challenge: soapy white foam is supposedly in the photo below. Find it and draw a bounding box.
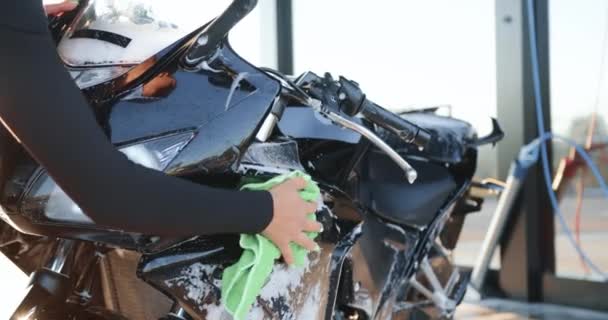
[198,49,223,73]
[200,61,222,73]
[57,0,229,66]
[317,197,328,212]
[202,302,230,320]
[225,72,250,111]
[164,263,220,305]
[59,20,185,66]
[248,306,265,320]
[258,256,310,301]
[297,282,322,319]
[256,253,325,319]
[161,220,331,319]
[307,161,316,170]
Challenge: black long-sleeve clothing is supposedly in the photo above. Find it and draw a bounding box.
[0,1,273,235]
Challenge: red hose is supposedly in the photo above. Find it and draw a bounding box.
[574,170,590,274]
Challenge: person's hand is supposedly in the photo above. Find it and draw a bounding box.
[44,1,78,15]
[263,177,323,265]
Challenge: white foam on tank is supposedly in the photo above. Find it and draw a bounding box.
[198,49,223,73]
[202,303,231,320]
[161,228,331,318]
[59,20,183,65]
[200,61,222,73]
[297,282,322,319]
[258,256,310,301]
[247,306,265,320]
[57,0,230,66]
[246,253,323,319]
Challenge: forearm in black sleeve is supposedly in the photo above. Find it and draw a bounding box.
[0,1,273,236]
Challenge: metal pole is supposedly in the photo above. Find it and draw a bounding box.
[276,0,294,74]
[471,160,528,290]
[46,239,75,274]
[494,0,554,301]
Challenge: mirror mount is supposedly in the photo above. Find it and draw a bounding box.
[182,0,258,67]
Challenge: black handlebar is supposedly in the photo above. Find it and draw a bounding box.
[337,76,432,149]
[359,100,432,149]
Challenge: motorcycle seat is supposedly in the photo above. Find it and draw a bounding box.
[359,152,457,228]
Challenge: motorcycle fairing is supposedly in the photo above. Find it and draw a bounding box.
[358,152,458,228]
[278,106,362,144]
[107,42,282,175]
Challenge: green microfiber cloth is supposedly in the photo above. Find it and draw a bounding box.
[221,171,320,320]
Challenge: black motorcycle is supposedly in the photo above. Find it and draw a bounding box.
[0,0,503,319]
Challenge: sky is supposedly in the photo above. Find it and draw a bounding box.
[292,0,497,134]
[550,0,608,136]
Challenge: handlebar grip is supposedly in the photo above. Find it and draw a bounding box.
[337,76,431,149]
[360,99,432,149]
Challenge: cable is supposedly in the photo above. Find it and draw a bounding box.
[258,67,311,102]
[525,0,608,279]
[521,133,608,279]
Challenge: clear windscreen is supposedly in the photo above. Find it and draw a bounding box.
[57,0,232,66]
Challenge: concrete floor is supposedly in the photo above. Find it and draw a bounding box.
[452,193,608,319]
[456,299,608,319]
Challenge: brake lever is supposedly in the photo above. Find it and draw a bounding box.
[294,73,418,183]
[319,106,418,184]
